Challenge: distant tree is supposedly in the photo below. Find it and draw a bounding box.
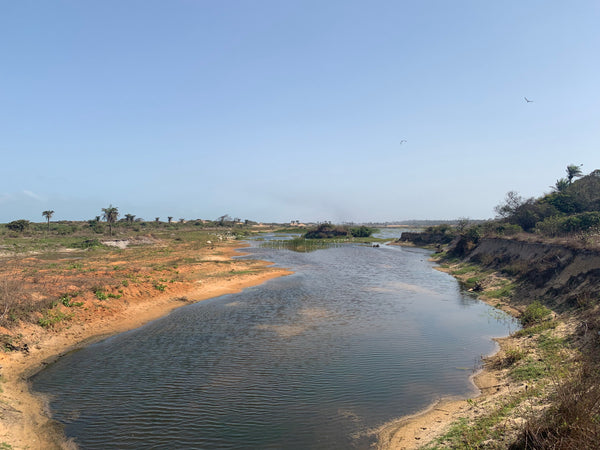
[168,216,173,224]
[494,191,524,219]
[552,178,570,193]
[124,214,136,223]
[566,164,583,184]
[217,214,231,226]
[155,217,160,223]
[102,205,119,236]
[179,218,185,223]
[456,217,470,233]
[42,210,54,231]
[7,219,30,232]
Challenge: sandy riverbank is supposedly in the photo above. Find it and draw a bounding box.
[0,243,291,449]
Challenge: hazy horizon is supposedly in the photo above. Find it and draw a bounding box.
[2,1,599,224]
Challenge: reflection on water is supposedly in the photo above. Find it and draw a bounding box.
[32,242,516,449]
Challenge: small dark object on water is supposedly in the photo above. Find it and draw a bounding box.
[372,243,380,248]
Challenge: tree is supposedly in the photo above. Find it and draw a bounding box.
[101,205,119,236]
[494,191,524,219]
[42,210,54,231]
[155,217,160,223]
[7,220,30,232]
[566,164,583,184]
[124,214,135,223]
[552,178,570,193]
[217,214,231,226]
[168,216,173,224]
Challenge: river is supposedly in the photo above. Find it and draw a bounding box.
[31,236,516,449]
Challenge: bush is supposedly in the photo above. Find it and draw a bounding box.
[521,301,552,327]
[535,212,600,236]
[6,220,30,232]
[303,224,349,239]
[349,226,375,238]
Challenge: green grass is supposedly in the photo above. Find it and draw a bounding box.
[38,310,73,328]
[513,320,557,337]
[520,300,552,326]
[94,289,108,300]
[486,282,515,299]
[450,264,479,275]
[510,357,548,381]
[153,283,166,291]
[427,389,536,449]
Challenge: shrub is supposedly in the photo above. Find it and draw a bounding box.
[349,226,376,238]
[303,223,349,239]
[94,289,108,300]
[521,301,552,327]
[6,220,30,232]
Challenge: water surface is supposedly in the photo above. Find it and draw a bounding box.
[32,241,515,449]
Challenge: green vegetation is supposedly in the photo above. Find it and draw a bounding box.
[303,223,376,239]
[520,300,552,327]
[38,309,73,328]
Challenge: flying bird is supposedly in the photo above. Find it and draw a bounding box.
[400,140,407,144]
[524,97,533,103]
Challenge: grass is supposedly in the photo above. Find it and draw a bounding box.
[428,388,538,449]
[38,309,73,328]
[485,282,515,299]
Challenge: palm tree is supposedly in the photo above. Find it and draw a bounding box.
[124,214,136,223]
[42,210,54,231]
[102,205,119,236]
[552,178,570,193]
[168,216,173,224]
[566,164,583,184]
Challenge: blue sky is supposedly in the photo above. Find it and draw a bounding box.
[1,1,599,224]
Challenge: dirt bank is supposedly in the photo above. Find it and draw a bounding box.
[0,241,291,449]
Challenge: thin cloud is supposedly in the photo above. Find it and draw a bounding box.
[22,190,45,201]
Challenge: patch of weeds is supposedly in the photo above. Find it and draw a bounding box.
[504,347,527,366]
[60,293,83,307]
[38,310,73,328]
[66,262,83,270]
[520,300,552,327]
[510,357,547,381]
[229,270,255,275]
[121,280,129,287]
[94,289,108,301]
[72,238,102,249]
[107,293,122,299]
[451,264,479,275]
[429,389,534,449]
[153,283,166,292]
[513,320,557,337]
[486,282,514,299]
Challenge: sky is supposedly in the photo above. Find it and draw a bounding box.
[1,1,599,224]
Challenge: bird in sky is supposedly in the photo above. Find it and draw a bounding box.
[524,97,533,103]
[400,140,407,144]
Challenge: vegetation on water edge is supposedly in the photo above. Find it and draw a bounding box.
[303,223,377,239]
